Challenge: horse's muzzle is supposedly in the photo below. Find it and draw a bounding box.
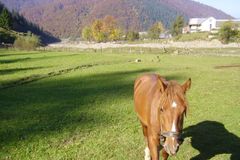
[160,131,184,145]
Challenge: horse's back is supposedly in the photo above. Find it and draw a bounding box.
[134,74,161,126]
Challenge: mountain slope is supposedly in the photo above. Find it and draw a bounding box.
[0,0,233,38]
[0,2,59,43]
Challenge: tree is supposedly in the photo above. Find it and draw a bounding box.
[218,21,238,44]
[102,16,121,41]
[0,8,12,29]
[109,28,121,41]
[171,16,184,37]
[102,16,117,33]
[148,21,164,39]
[91,19,106,42]
[86,16,122,42]
[82,26,92,41]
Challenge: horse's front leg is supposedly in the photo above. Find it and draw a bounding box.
[148,135,160,160]
[161,149,169,160]
[141,123,151,160]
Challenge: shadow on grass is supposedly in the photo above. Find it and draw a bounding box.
[0,67,47,75]
[0,57,31,64]
[0,69,145,145]
[0,52,43,57]
[183,121,240,160]
[0,54,78,64]
[0,69,187,149]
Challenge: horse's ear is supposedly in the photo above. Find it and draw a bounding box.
[158,76,168,92]
[182,78,191,94]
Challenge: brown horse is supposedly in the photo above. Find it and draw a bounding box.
[134,74,191,160]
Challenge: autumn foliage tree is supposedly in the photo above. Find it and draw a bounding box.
[82,16,121,42]
[91,20,106,42]
[103,16,121,41]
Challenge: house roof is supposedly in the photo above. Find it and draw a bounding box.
[189,18,207,25]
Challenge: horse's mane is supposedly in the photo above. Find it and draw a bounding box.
[160,81,188,110]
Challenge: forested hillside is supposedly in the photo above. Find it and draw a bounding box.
[0,0,233,38]
[0,2,59,43]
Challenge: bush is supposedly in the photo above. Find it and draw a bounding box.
[82,26,92,41]
[126,31,139,41]
[218,21,238,44]
[0,29,15,43]
[236,31,240,43]
[14,33,40,50]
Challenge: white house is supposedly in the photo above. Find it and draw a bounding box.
[189,17,216,32]
[187,17,240,33]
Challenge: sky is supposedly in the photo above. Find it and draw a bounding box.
[194,0,240,18]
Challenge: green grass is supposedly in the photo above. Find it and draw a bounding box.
[175,32,209,42]
[0,48,240,160]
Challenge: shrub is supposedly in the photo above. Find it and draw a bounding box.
[126,31,139,41]
[82,26,92,41]
[236,31,240,43]
[14,33,40,50]
[218,21,238,44]
[0,29,15,43]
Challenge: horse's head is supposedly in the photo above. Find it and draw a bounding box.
[158,78,191,155]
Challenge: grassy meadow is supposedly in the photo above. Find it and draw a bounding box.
[0,48,240,160]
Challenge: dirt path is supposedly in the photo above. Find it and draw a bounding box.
[48,40,240,49]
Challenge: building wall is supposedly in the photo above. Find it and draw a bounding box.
[188,17,240,33]
[199,17,216,31]
[189,25,200,33]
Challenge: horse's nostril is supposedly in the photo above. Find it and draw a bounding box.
[163,142,167,148]
[163,145,170,154]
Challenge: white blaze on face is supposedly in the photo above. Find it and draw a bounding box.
[171,121,177,141]
[172,101,177,108]
[144,147,151,160]
[171,121,176,132]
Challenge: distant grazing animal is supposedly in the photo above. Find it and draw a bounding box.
[134,74,191,160]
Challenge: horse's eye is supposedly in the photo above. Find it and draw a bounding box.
[160,108,164,112]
